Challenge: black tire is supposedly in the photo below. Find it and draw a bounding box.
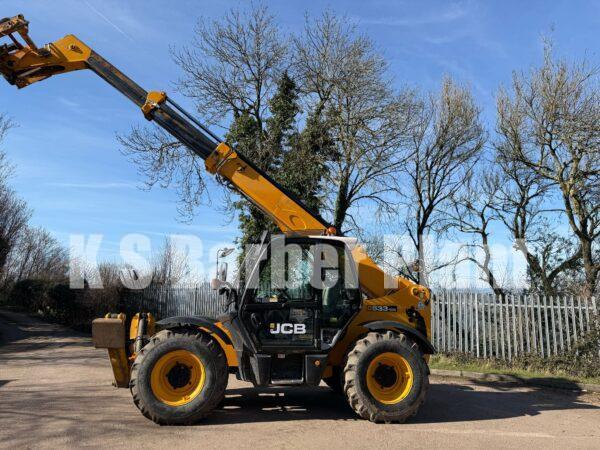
[343,331,429,423]
[130,329,228,425]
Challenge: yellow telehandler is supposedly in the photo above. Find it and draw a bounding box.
[0,14,433,424]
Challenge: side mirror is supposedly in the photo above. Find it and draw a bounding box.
[219,262,228,281]
[211,262,228,291]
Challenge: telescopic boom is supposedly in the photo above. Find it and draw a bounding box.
[0,15,333,236]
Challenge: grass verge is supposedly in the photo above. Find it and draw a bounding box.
[430,353,600,386]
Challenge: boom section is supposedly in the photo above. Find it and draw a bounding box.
[0,18,330,235]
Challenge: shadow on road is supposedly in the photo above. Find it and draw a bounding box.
[0,310,89,356]
[199,380,598,425]
[0,379,14,388]
[412,381,597,423]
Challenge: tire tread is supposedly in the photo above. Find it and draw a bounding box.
[342,331,429,423]
[130,329,228,425]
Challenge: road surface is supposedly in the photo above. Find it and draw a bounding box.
[1,310,599,449]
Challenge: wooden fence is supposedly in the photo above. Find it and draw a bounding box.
[124,285,598,360]
[431,293,598,360]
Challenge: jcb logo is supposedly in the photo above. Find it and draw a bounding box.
[269,323,306,334]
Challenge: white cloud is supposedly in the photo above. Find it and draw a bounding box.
[58,97,80,108]
[355,3,468,27]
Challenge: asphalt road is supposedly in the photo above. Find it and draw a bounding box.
[1,310,599,449]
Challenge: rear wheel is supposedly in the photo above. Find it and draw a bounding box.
[343,331,428,423]
[130,329,228,425]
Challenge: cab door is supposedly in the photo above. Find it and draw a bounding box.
[239,237,361,352]
[241,238,320,351]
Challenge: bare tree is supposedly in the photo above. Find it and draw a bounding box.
[0,116,67,289]
[294,12,415,233]
[446,171,505,295]
[3,226,67,284]
[494,146,581,295]
[118,126,207,218]
[98,262,123,288]
[174,4,287,127]
[151,237,190,286]
[0,116,32,284]
[0,186,31,277]
[0,114,15,185]
[497,44,600,295]
[120,7,417,239]
[119,4,287,219]
[393,77,486,285]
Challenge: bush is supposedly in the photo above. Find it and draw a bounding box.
[517,317,600,379]
[4,278,124,331]
[7,279,54,312]
[47,283,77,324]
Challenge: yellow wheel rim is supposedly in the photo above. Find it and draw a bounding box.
[150,349,206,406]
[366,352,414,405]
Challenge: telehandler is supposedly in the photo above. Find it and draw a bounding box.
[0,14,434,424]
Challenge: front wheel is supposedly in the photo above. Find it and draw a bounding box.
[130,329,228,425]
[343,331,429,423]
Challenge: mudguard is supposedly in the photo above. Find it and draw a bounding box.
[360,320,435,354]
[156,316,233,347]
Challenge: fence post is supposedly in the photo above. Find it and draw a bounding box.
[529,295,537,354]
[430,294,435,348]
[493,295,499,358]
[556,295,564,353]
[577,296,585,335]
[584,296,591,333]
[464,293,468,354]
[474,293,480,357]
[437,294,442,351]
[488,294,494,358]
[481,295,486,358]
[523,294,530,353]
[537,295,544,357]
[564,295,572,350]
[456,292,464,352]
[499,295,506,360]
[452,291,457,352]
[470,292,474,355]
[511,294,517,358]
[549,296,557,355]
[571,295,578,344]
[442,292,447,352]
[506,296,511,360]
[542,296,550,356]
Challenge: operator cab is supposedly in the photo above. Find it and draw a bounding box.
[213,234,363,385]
[242,235,361,351]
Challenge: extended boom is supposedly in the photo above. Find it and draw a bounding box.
[0,15,331,236]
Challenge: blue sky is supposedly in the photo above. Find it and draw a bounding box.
[1,0,598,284]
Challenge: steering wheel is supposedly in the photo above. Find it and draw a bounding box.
[275,287,292,302]
[222,289,237,312]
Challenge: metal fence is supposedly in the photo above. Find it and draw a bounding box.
[124,285,598,360]
[431,292,598,360]
[123,283,228,320]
